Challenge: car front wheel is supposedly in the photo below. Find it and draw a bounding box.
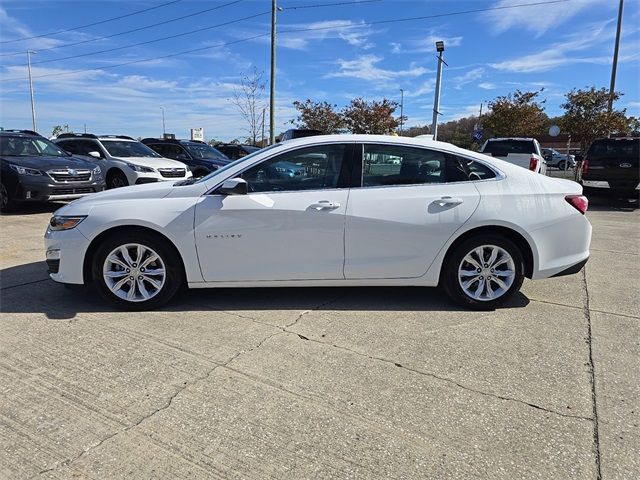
[442,235,525,310]
[92,232,183,310]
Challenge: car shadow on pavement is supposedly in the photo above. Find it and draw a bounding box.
[587,195,638,212]
[0,261,530,320]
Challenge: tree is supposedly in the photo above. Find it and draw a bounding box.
[231,67,267,146]
[291,99,344,133]
[437,116,480,150]
[342,98,400,134]
[483,89,547,138]
[559,87,636,151]
[51,124,71,137]
[400,125,431,137]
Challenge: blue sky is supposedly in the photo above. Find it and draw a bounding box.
[1,0,638,141]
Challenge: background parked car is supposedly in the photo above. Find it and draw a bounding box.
[216,144,261,160]
[55,133,192,189]
[0,130,105,212]
[542,148,576,169]
[480,138,547,175]
[579,137,639,199]
[280,129,323,141]
[141,138,231,178]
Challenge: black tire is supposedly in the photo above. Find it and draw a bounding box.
[0,183,16,213]
[107,170,128,189]
[557,161,566,170]
[441,234,525,310]
[92,231,184,310]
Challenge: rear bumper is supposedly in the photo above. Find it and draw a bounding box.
[550,257,588,278]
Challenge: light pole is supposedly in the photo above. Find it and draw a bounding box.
[399,89,404,134]
[27,50,37,132]
[431,41,445,141]
[608,0,624,112]
[160,107,166,136]
[269,0,282,145]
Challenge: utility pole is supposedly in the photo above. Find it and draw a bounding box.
[399,89,404,134]
[431,41,445,141]
[608,0,624,112]
[27,50,37,132]
[269,0,280,145]
[160,107,166,135]
[262,107,266,146]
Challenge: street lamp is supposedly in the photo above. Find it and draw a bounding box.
[399,89,404,134]
[160,107,166,136]
[431,41,445,140]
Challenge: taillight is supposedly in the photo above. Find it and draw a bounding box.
[529,156,538,171]
[566,195,588,214]
[582,157,589,176]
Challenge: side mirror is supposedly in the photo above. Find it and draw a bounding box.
[88,151,102,159]
[217,177,248,195]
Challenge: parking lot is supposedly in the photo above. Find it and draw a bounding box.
[0,195,638,479]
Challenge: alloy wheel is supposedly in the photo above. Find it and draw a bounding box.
[457,245,516,301]
[102,243,166,302]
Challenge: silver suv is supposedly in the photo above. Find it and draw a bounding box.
[55,134,192,189]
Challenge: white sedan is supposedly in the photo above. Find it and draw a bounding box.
[44,135,592,310]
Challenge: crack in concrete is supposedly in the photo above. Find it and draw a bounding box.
[582,267,603,480]
[220,297,594,422]
[293,333,593,422]
[1,278,49,291]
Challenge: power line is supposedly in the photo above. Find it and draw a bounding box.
[3,34,271,81]
[29,11,271,66]
[0,0,183,45]
[1,0,570,82]
[282,0,382,10]
[0,0,244,58]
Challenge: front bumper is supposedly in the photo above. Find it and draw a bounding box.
[126,170,193,185]
[44,227,90,284]
[11,176,106,202]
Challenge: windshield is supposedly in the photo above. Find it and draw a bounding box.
[193,143,283,184]
[0,136,69,157]
[184,143,228,160]
[483,140,536,156]
[101,140,162,158]
[243,146,260,154]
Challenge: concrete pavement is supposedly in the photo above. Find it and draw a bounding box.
[0,196,638,479]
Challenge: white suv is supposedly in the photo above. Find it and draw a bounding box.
[55,134,192,189]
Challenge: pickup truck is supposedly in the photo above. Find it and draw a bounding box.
[480,138,547,175]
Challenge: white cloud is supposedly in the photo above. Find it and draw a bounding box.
[270,20,376,50]
[453,67,484,89]
[478,82,497,90]
[489,20,627,73]
[483,0,611,36]
[326,55,428,83]
[405,79,435,98]
[391,31,463,54]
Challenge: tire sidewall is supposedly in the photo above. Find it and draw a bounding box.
[92,232,183,310]
[107,171,128,189]
[443,234,525,310]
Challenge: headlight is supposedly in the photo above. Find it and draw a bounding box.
[92,165,102,175]
[126,163,154,173]
[49,215,86,231]
[9,164,42,176]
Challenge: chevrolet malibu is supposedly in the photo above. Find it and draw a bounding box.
[44,135,592,310]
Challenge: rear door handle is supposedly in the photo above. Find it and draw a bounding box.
[435,196,463,206]
[309,200,341,210]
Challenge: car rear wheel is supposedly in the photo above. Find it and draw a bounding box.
[107,171,128,189]
[557,161,566,170]
[442,234,525,310]
[92,232,183,310]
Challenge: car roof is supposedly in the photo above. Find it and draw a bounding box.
[485,137,537,141]
[276,133,470,152]
[0,129,44,138]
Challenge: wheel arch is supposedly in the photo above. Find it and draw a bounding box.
[440,225,536,281]
[105,167,126,181]
[82,225,187,284]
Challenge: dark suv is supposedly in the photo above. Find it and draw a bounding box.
[141,138,230,178]
[580,137,639,198]
[0,130,105,212]
[215,144,261,160]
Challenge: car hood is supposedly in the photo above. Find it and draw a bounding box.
[111,156,188,169]
[1,155,95,170]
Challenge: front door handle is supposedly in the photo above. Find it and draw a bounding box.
[309,200,341,210]
[435,196,463,207]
